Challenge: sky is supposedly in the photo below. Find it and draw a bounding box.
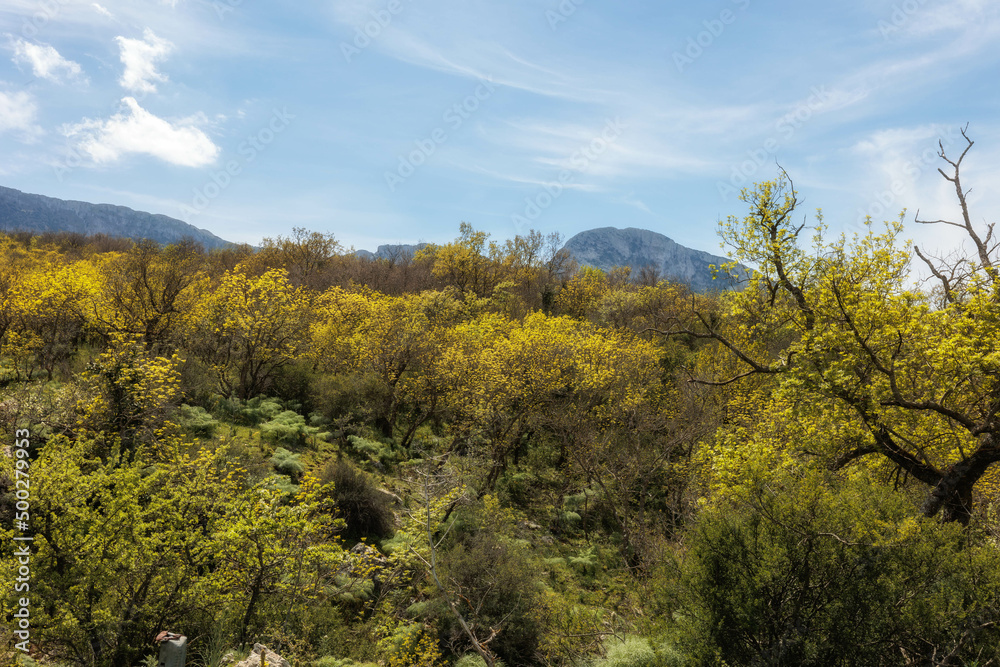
[0,0,998,258]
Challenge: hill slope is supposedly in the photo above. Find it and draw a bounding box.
[0,186,232,249]
[562,227,743,291]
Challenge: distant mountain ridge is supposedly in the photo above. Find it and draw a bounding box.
[1,188,741,290]
[0,186,232,249]
[561,227,743,291]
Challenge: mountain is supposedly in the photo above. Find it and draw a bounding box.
[561,227,744,291]
[355,243,430,261]
[0,186,232,249]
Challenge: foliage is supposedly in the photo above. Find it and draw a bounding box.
[176,403,220,437]
[594,637,684,667]
[270,447,305,482]
[377,622,443,667]
[260,410,329,448]
[437,531,544,666]
[184,268,312,399]
[675,467,1000,666]
[319,458,395,540]
[688,154,1000,523]
[5,168,1000,667]
[77,334,184,451]
[215,395,285,425]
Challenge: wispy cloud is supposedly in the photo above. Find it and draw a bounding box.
[115,28,173,94]
[62,96,219,167]
[92,3,114,19]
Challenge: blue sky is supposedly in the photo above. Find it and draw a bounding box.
[1,0,998,257]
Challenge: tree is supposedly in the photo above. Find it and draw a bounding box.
[184,268,312,399]
[309,289,437,440]
[418,223,499,298]
[89,239,205,350]
[6,440,233,666]
[674,133,1000,524]
[77,334,183,453]
[2,260,94,381]
[1,437,344,667]
[418,223,571,309]
[254,227,342,288]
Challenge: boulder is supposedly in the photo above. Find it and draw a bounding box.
[234,643,291,667]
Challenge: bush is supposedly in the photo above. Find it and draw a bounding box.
[595,637,684,667]
[454,654,506,667]
[348,434,403,469]
[439,532,543,666]
[216,395,284,425]
[261,410,310,447]
[270,447,304,482]
[319,459,395,540]
[311,658,378,667]
[176,404,220,437]
[597,637,656,667]
[675,468,1000,666]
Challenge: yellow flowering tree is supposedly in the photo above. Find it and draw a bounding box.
[184,268,311,399]
[682,138,1000,524]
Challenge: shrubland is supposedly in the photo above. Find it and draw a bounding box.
[3,134,1000,666]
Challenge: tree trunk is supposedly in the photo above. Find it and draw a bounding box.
[921,445,1000,525]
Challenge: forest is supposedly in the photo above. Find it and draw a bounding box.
[3,138,1000,667]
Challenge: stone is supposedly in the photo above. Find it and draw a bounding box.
[234,643,292,667]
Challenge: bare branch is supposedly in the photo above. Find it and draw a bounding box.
[913,245,956,305]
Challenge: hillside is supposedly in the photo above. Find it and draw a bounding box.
[562,226,744,291]
[0,185,232,249]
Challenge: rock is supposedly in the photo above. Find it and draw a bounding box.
[354,243,430,262]
[561,226,746,291]
[349,542,389,568]
[234,643,291,667]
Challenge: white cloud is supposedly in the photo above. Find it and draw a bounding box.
[115,28,173,93]
[11,39,86,83]
[902,0,1000,37]
[62,97,220,167]
[92,3,114,18]
[0,90,42,140]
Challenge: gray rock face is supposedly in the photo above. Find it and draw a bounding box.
[561,227,743,291]
[0,185,232,249]
[354,243,429,261]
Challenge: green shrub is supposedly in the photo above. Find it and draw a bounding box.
[595,637,684,667]
[348,434,403,468]
[216,395,284,425]
[311,656,378,667]
[454,654,506,667]
[598,637,656,667]
[176,404,220,437]
[270,447,304,482]
[261,410,309,446]
[438,532,543,666]
[319,459,395,539]
[676,468,1000,666]
[567,546,598,576]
